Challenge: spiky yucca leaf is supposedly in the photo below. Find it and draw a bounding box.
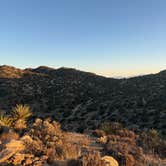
[0,115,12,127]
[12,104,32,120]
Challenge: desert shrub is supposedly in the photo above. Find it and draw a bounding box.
[98,122,166,166]
[100,121,123,135]
[116,128,137,139]
[105,135,145,166]
[28,118,62,144]
[92,129,106,138]
[45,147,56,164]
[99,122,146,166]
[24,118,81,162]
[144,154,166,166]
[138,129,166,158]
[63,143,80,159]
[80,151,103,166]
[21,135,44,156]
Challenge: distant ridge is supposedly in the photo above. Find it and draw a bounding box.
[0,65,25,78]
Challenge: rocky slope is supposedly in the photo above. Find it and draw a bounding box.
[0,117,119,166]
[0,117,165,166]
[0,65,166,136]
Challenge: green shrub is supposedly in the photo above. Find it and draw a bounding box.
[100,121,123,134]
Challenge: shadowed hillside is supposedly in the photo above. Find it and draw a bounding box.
[0,65,165,136]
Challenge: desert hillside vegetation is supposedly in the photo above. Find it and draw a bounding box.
[0,65,165,137]
[0,105,165,166]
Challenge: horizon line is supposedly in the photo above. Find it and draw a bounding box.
[0,64,164,79]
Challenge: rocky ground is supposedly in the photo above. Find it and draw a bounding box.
[0,118,119,166]
[0,117,165,166]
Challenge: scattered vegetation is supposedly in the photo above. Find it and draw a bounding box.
[0,105,117,166]
[0,105,165,166]
[95,121,166,166]
[0,65,166,136]
[138,129,166,158]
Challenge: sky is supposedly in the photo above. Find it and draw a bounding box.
[0,0,166,77]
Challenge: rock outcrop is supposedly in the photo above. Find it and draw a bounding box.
[0,139,25,163]
[101,156,119,166]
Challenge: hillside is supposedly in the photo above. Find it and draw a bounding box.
[0,105,165,166]
[0,65,165,136]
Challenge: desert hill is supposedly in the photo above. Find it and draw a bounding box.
[0,65,165,136]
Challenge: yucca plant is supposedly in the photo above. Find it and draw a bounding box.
[12,104,32,120]
[0,114,12,127]
[12,104,32,130]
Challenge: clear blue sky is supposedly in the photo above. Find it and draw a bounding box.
[0,0,166,77]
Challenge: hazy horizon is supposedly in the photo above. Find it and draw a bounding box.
[1,64,165,78]
[0,0,166,77]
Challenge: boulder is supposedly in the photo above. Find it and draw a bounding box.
[101,156,119,166]
[0,139,25,163]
